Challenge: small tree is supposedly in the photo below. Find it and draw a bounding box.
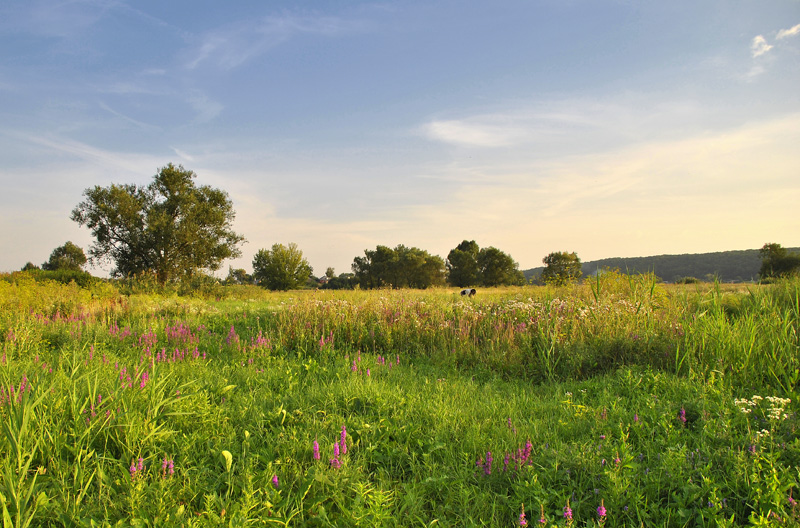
[446,240,480,287]
[224,267,253,285]
[252,243,313,290]
[759,243,800,280]
[42,241,87,271]
[541,251,582,286]
[71,163,245,285]
[21,262,40,271]
[477,246,525,286]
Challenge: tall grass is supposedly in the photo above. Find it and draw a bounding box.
[0,274,798,526]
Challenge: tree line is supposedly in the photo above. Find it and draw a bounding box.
[23,164,800,290]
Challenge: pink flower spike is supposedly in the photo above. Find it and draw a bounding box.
[272,474,279,489]
[518,503,528,527]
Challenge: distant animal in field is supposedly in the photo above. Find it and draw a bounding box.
[460,288,476,297]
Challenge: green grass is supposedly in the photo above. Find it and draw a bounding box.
[0,273,798,526]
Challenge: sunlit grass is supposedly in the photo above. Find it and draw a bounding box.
[0,274,798,526]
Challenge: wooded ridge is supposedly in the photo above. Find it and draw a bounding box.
[523,247,800,283]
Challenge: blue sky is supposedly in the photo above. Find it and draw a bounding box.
[1,1,799,276]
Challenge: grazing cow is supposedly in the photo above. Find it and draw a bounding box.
[460,288,476,297]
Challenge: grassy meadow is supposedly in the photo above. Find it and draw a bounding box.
[0,272,798,527]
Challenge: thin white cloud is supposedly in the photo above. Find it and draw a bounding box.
[98,102,160,130]
[424,119,525,148]
[751,35,773,57]
[184,13,366,70]
[187,92,224,123]
[777,23,800,40]
[171,147,195,162]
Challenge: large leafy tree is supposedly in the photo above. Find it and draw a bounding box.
[477,246,525,286]
[352,245,446,289]
[541,251,582,285]
[252,243,313,290]
[71,164,245,284]
[446,240,480,287]
[759,242,800,280]
[447,240,523,287]
[42,241,87,271]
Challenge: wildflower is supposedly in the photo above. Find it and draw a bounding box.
[484,451,493,475]
[129,462,137,480]
[313,439,320,460]
[340,425,348,455]
[679,407,687,424]
[539,504,546,524]
[563,499,573,521]
[518,503,528,527]
[272,474,279,489]
[597,499,607,519]
[633,413,639,423]
[614,453,621,466]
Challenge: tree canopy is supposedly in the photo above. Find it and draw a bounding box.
[352,244,446,289]
[446,240,523,287]
[42,241,87,272]
[252,243,313,290]
[446,240,480,287]
[541,251,582,286]
[477,246,525,286]
[71,164,244,284]
[759,243,800,280]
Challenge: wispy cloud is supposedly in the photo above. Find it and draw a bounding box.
[777,23,800,40]
[184,13,366,70]
[98,102,160,130]
[187,92,224,123]
[751,35,773,58]
[423,119,525,148]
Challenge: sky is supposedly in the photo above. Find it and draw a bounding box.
[1,0,799,277]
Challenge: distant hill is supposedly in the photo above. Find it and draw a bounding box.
[523,248,800,283]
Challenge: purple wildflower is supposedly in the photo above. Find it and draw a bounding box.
[518,503,528,527]
[340,425,347,455]
[313,439,320,460]
[563,500,573,520]
[679,407,687,424]
[484,451,493,475]
[597,499,607,519]
[634,413,639,423]
[272,474,279,489]
[539,504,546,524]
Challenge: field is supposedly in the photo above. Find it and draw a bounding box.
[1,272,798,527]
